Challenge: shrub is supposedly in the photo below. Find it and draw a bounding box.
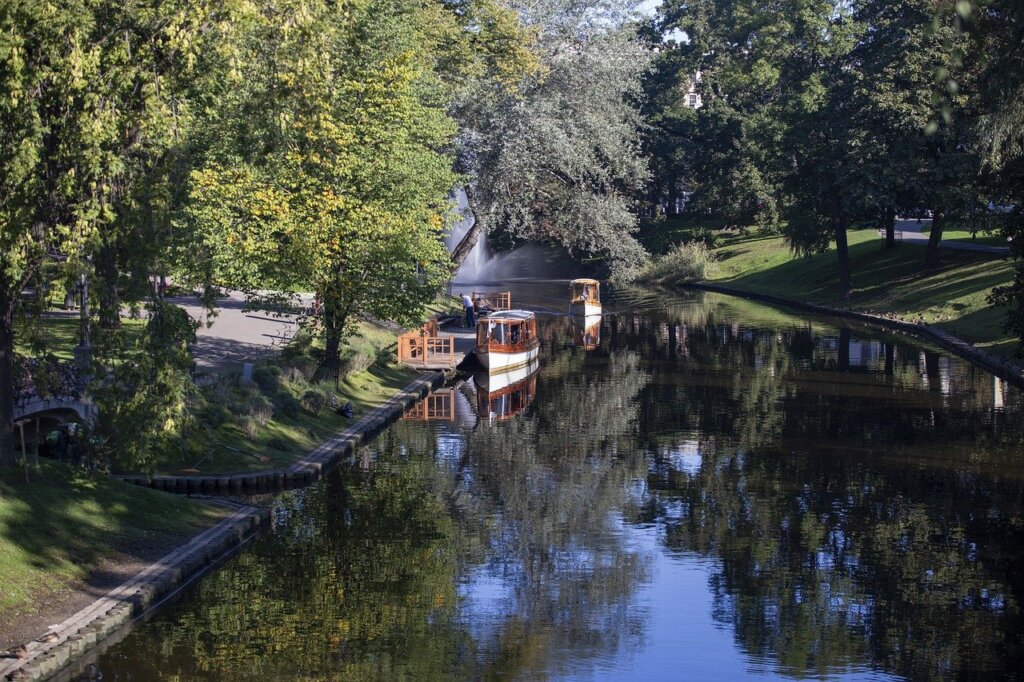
[236,415,259,439]
[266,436,291,451]
[301,388,328,415]
[280,366,305,385]
[282,354,318,382]
[252,365,281,395]
[198,403,233,429]
[637,242,717,286]
[339,349,373,377]
[245,394,274,426]
[272,390,302,419]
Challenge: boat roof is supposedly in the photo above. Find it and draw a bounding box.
[486,309,535,322]
[570,278,600,285]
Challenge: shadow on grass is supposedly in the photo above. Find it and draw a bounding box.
[0,462,216,621]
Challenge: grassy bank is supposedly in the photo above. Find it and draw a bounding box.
[0,462,223,630]
[704,228,1018,356]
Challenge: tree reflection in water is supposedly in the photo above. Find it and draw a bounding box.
[82,290,1024,681]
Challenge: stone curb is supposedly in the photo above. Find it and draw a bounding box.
[0,502,269,681]
[114,371,447,495]
[686,282,1024,389]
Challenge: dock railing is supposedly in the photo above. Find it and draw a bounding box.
[397,318,456,369]
[472,291,511,311]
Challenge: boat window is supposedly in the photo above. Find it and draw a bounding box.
[490,323,506,344]
[510,323,521,344]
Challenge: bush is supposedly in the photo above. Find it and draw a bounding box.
[198,403,233,429]
[339,349,373,377]
[282,354,318,382]
[272,390,302,419]
[266,436,291,451]
[280,366,305,385]
[252,365,281,395]
[301,388,328,415]
[637,242,717,286]
[236,415,259,439]
[245,394,274,426]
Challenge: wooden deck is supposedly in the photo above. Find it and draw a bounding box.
[398,327,476,370]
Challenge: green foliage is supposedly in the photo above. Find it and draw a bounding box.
[251,365,281,396]
[90,300,199,472]
[179,0,461,374]
[301,389,328,416]
[637,242,718,286]
[458,0,653,277]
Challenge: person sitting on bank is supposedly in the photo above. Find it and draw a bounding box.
[461,292,475,327]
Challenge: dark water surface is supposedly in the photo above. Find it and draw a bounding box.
[81,286,1024,681]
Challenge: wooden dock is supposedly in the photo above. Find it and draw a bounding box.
[397,326,476,370]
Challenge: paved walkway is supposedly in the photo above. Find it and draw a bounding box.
[170,291,309,372]
[886,219,1010,255]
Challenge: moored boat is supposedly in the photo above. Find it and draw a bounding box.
[569,278,601,317]
[475,310,540,372]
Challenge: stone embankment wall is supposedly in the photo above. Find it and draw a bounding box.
[689,283,1024,390]
[1,502,267,681]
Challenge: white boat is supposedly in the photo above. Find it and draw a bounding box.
[475,310,540,372]
[569,278,601,317]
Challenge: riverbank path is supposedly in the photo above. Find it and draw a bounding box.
[885,218,1010,255]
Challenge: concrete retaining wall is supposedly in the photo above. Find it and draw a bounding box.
[0,502,269,681]
[688,283,1024,389]
[115,372,447,495]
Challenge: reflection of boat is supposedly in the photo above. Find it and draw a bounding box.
[473,360,539,421]
[570,313,602,350]
[569,278,601,317]
[475,310,540,372]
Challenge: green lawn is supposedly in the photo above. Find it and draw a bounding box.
[0,462,222,620]
[707,228,1019,356]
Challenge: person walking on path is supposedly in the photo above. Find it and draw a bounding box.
[461,293,475,328]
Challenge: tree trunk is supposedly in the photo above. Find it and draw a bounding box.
[96,242,121,329]
[926,210,945,266]
[451,186,484,270]
[832,194,852,298]
[884,205,896,249]
[0,291,16,467]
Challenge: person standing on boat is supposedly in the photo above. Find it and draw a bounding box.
[461,292,475,327]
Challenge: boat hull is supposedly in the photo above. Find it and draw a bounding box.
[570,301,602,317]
[476,342,540,372]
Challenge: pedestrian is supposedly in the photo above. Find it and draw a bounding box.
[461,292,475,327]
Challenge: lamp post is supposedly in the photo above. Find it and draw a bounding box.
[73,267,92,381]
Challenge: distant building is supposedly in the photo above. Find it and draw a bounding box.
[683,71,703,110]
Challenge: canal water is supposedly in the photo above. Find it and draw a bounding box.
[79,286,1024,681]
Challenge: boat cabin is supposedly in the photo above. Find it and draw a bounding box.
[476,310,538,353]
[569,278,600,305]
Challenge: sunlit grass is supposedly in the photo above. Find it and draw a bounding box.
[707,229,1018,357]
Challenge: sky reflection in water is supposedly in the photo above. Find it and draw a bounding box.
[81,285,1024,681]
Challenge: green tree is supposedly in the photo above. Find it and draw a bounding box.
[453,0,653,278]
[181,0,459,376]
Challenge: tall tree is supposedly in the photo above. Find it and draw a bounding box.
[452,0,653,278]
[182,0,460,376]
